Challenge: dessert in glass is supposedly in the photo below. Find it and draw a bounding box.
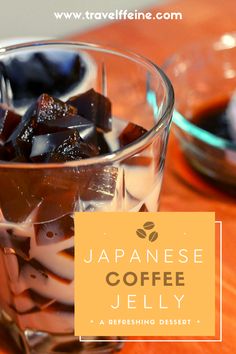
[0,41,174,353]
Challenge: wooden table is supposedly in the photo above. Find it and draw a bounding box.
[1,0,236,352]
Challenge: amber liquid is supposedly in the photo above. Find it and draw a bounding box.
[192,99,232,141]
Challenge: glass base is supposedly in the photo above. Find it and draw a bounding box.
[1,311,123,354]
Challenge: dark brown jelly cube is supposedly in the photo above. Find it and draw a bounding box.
[37,115,97,145]
[47,145,99,162]
[6,103,37,159]
[6,95,77,160]
[34,214,74,245]
[35,191,77,223]
[30,129,99,162]
[0,169,42,222]
[119,122,147,147]
[0,106,21,144]
[31,166,87,223]
[36,93,77,123]
[67,89,112,132]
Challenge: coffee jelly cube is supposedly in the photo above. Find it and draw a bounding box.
[6,103,37,159]
[119,122,147,147]
[30,129,99,162]
[0,169,41,222]
[0,106,21,144]
[67,89,112,132]
[38,115,97,145]
[36,93,77,123]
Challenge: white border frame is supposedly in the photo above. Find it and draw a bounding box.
[79,221,223,343]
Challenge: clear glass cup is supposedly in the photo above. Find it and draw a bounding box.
[0,41,174,354]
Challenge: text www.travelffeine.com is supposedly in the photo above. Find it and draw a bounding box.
[54,10,183,22]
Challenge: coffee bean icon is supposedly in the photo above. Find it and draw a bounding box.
[136,229,147,239]
[136,221,158,243]
[143,221,155,230]
[149,231,158,242]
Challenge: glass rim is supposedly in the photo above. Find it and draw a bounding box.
[0,40,174,169]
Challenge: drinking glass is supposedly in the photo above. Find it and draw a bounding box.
[0,41,174,353]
